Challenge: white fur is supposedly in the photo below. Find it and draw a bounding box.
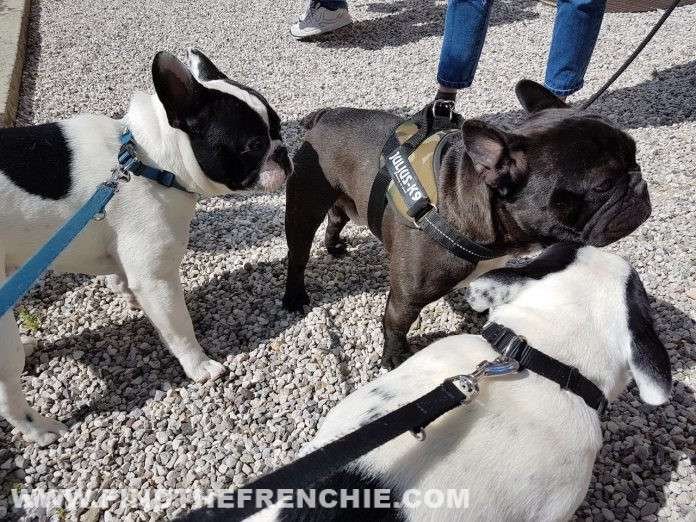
[250,246,667,521]
[187,50,270,127]
[0,92,242,446]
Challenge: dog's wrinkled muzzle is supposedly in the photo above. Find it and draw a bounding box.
[584,171,652,247]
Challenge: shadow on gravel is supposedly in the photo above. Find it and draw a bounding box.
[308,0,539,51]
[574,297,696,520]
[485,60,696,130]
[10,230,388,423]
[188,200,286,253]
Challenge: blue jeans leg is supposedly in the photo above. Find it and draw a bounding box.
[544,0,607,96]
[318,0,348,9]
[437,0,494,89]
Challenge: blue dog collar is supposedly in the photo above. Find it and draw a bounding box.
[118,129,195,194]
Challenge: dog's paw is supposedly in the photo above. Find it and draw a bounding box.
[25,416,68,447]
[184,358,227,383]
[20,335,38,357]
[282,290,310,312]
[326,239,348,257]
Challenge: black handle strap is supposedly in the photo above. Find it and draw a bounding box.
[178,379,470,521]
[581,0,682,109]
[481,322,608,414]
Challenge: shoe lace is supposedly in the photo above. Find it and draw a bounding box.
[300,0,322,22]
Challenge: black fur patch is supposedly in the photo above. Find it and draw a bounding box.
[625,269,671,392]
[0,123,72,200]
[484,242,580,283]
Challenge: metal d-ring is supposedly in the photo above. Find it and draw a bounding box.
[410,428,426,442]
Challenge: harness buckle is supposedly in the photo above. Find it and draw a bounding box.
[502,335,527,360]
[432,100,455,121]
[411,203,435,229]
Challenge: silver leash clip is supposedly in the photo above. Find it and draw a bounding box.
[94,167,131,221]
[411,356,520,442]
[447,356,520,398]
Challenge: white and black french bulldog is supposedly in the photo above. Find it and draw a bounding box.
[282,80,652,369]
[184,243,671,522]
[0,49,292,446]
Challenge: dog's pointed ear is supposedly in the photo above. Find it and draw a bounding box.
[186,48,227,81]
[464,243,581,311]
[152,51,205,130]
[624,270,672,405]
[515,79,569,113]
[462,120,528,197]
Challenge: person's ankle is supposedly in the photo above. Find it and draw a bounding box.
[435,86,458,102]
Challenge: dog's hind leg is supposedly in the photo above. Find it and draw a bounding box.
[324,202,350,257]
[283,143,339,312]
[0,257,66,446]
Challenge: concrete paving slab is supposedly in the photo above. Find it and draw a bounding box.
[0,0,31,127]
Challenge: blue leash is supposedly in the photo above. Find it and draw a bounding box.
[0,183,117,317]
[0,128,193,318]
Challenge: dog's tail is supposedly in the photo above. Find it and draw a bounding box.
[302,108,330,130]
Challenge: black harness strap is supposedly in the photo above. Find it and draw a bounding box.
[482,322,608,414]
[367,133,399,240]
[366,102,495,263]
[178,379,470,521]
[367,101,457,239]
[418,208,497,261]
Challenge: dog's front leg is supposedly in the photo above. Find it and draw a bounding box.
[127,271,226,382]
[0,312,67,446]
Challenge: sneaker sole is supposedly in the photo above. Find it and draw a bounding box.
[290,18,353,39]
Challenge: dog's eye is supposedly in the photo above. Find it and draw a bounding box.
[244,138,265,153]
[593,179,615,193]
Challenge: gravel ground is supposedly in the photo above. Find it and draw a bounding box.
[1,0,695,520]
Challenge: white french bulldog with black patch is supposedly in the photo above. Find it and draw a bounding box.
[184,243,672,522]
[0,49,292,446]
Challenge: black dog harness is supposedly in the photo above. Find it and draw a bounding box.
[482,322,608,414]
[367,100,495,263]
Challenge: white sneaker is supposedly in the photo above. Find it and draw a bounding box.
[290,1,353,39]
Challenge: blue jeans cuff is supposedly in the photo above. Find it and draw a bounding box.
[437,77,472,90]
[544,81,583,97]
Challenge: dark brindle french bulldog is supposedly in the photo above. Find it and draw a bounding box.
[283,80,651,368]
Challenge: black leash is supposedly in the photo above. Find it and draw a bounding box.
[581,0,683,109]
[481,322,608,414]
[179,377,480,521]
